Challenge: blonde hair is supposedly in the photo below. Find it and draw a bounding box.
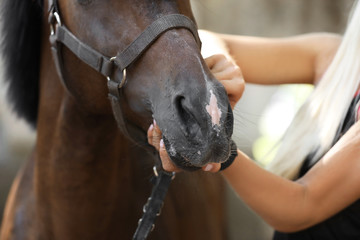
[266,0,360,179]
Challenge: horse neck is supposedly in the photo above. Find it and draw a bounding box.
[35,24,137,179]
[33,38,153,238]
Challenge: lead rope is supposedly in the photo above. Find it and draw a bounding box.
[133,167,175,240]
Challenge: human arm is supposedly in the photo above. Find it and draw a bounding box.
[200,31,341,85]
[149,120,360,232]
[149,35,359,232]
[222,121,360,232]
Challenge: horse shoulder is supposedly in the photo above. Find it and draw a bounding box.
[0,154,37,240]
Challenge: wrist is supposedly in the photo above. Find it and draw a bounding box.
[220,140,238,171]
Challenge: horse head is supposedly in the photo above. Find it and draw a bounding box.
[50,0,234,170]
[0,0,231,238]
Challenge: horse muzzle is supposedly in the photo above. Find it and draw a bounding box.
[159,91,234,171]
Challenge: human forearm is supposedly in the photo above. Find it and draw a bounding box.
[148,122,360,232]
[218,33,340,85]
[222,149,311,232]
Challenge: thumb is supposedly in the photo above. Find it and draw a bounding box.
[159,139,181,172]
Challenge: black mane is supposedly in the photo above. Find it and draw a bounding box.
[1,0,43,128]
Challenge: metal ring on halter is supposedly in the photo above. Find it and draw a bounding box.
[153,166,176,180]
[50,12,62,35]
[106,57,117,82]
[153,166,159,177]
[54,12,62,26]
[106,57,127,88]
[118,68,127,88]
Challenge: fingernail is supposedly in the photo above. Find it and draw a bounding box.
[148,124,154,132]
[204,164,213,172]
[160,139,164,148]
[153,119,157,127]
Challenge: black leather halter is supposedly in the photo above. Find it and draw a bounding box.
[47,1,201,239]
[48,0,201,140]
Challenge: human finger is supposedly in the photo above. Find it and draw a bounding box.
[147,123,155,146]
[159,139,182,172]
[220,78,245,94]
[220,78,245,109]
[205,54,228,70]
[147,122,161,151]
[202,163,221,173]
[212,63,242,81]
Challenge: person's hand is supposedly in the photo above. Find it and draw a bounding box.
[205,54,245,109]
[147,121,221,173]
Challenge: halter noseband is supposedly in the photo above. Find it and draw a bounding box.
[47,1,201,239]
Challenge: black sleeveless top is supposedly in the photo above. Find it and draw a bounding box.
[274,94,360,240]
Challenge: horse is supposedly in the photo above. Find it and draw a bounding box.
[0,0,235,239]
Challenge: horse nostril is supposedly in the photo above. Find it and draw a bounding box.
[175,96,186,117]
[175,96,199,138]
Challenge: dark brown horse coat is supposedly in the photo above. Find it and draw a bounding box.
[0,0,234,239]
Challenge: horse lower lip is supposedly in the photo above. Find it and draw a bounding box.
[162,137,202,171]
[171,155,202,171]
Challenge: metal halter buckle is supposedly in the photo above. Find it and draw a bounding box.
[153,166,159,177]
[153,166,176,180]
[50,12,62,35]
[106,57,127,89]
[118,68,127,88]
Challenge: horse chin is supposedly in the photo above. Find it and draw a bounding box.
[162,137,202,171]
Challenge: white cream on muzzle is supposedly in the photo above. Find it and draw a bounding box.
[206,90,222,127]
